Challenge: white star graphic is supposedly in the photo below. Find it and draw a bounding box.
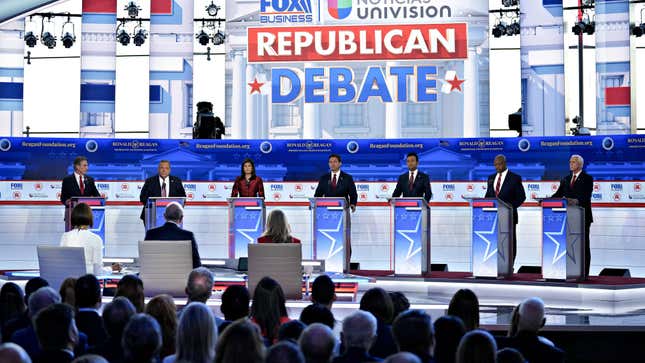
[236,211,262,246]
[474,214,498,262]
[545,214,568,265]
[319,214,344,260]
[90,212,105,234]
[396,212,422,261]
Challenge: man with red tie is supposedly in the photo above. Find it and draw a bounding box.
[484,154,526,267]
[551,154,593,277]
[314,154,358,212]
[60,156,100,204]
[391,152,432,203]
[139,160,186,224]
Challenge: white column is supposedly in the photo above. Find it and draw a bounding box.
[231,51,246,139]
[302,62,320,138]
[258,70,269,139]
[385,61,401,138]
[246,64,258,139]
[463,48,480,137]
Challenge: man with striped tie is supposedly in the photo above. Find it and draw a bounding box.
[485,154,526,267]
[139,160,186,225]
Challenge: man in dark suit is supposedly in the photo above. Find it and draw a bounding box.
[60,156,100,205]
[144,202,201,268]
[391,152,432,203]
[484,154,526,267]
[550,154,593,277]
[139,160,186,224]
[74,275,107,349]
[314,154,358,212]
[33,303,79,363]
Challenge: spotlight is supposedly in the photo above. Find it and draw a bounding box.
[117,29,130,45]
[212,30,226,45]
[572,18,594,35]
[502,0,518,7]
[584,21,595,35]
[509,21,520,35]
[633,23,645,37]
[41,31,56,49]
[125,1,141,18]
[196,30,210,46]
[61,32,75,48]
[24,31,38,47]
[206,1,221,17]
[133,28,147,46]
[492,23,506,38]
[572,21,586,35]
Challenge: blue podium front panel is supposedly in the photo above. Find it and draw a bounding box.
[542,199,568,280]
[393,199,427,275]
[312,199,347,273]
[471,199,500,277]
[151,198,186,229]
[228,198,265,258]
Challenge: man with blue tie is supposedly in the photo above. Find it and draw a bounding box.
[139,160,186,225]
[314,154,358,212]
[484,154,526,267]
[391,153,432,203]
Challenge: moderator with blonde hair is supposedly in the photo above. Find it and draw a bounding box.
[257,209,301,244]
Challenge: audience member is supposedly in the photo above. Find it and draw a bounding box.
[74,275,107,348]
[2,278,49,342]
[299,323,336,363]
[0,342,31,363]
[144,202,202,268]
[59,278,77,307]
[384,352,422,363]
[185,267,214,304]
[359,287,397,358]
[251,277,290,343]
[433,315,466,363]
[278,320,307,344]
[91,297,136,362]
[71,355,108,363]
[300,304,335,330]
[448,289,479,332]
[122,314,162,363]
[311,275,336,310]
[220,285,250,329]
[163,302,217,363]
[265,341,305,363]
[388,292,410,321]
[115,275,145,313]
[0,283,25,332]
[145,295,177,359]
[258,210,301,243]
[392,310,435,363]
[333,310,380,363]
[455,330,496,363]
[215,319,265,363]
[496,348,525,363]
[33,303,79,363]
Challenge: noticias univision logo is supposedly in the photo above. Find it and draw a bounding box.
[260,0,313,23]
[328,0,352,19]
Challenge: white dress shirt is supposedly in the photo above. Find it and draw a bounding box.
[60,229,108,275]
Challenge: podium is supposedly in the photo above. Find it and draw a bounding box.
[227,197,266,258]
[65,197,106,242]
[310,197,350,273]
[390,198,431,275]
[540,198,585,281]
[468,198,514,278]
[145,197,186,231]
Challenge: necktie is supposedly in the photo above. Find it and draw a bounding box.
[408,171,415,191]
[161,179,167,197]
[331,173,337,190]
[495,173,502,197]
[79,176,85,195]
[570,174,577,188]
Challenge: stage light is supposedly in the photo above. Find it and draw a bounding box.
[502,0,518,7]
[24,31,38,47]
[206,1,221,17]
[41,31,56,49]
[196,30,210,46]
[117,29,130,46]
[584,21,595,35]
[61,17,76,48]
[492,23,506,38]
[212,29,226,45]
[633,23,645,37]
[133,28,147,46]
[126,1,141,18]
[509,21,520,35]
[572,21,586,35]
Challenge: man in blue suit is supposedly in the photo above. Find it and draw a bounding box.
[391,153,432,203]
[484,154,526,267]
[144,202,201,268]
[314,154,358,212]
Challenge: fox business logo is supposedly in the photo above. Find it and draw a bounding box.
[260,0,313,24]
[97,183,110,190]
[527,184,540,192]
[442,184,455,192]
[10,183,22,190]
[357,184,370,191]
[271,184,284,191]
[611,183,623,192]
[184,184,197,191]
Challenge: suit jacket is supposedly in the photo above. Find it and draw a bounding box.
[333,347,383,363]
[391,170,432,202]
[10,325,88,361]
[314,171,358,206]
[231,176,265,198]
[144,222,201,268]
[368,319,398,359]
[139,175,186,220]
[60,174,100,205]
[485,170,526,224]
[34,349,75,363]
[497,331,565,363]
[75,309,108,348]
[551,171,593,224]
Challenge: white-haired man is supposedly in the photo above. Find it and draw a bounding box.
[333,310,381,363]
[551,154,593,277]
[144,202,201,268]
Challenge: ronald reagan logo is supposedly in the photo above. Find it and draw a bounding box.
[260,0,313,24]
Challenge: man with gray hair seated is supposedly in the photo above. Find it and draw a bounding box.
[0,343,32,363]
[144,202,201,268]
[299,323,336,363]
[498,297,564,363]
[185,267,214,303]
[333,310,381,363]
[384,352,421,363]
